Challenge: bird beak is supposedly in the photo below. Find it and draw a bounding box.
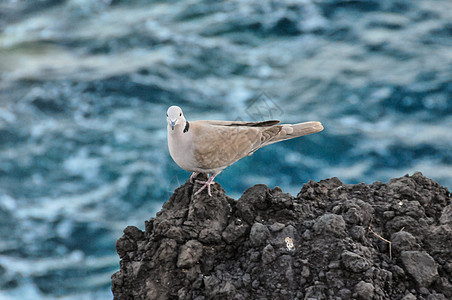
[170,120,176,130]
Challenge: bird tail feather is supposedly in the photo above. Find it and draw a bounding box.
[287,121,324,137]
[262,121,323,147]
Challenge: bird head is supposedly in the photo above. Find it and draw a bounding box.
[166,106,185,131]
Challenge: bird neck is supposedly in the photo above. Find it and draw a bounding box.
[168,119,190,136]
[183,121,190,133]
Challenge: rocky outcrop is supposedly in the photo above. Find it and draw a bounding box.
[111,172,451,299]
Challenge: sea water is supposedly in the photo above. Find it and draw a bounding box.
[0,0,451,299]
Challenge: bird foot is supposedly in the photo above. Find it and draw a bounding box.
[194,178,215,197]
[189,172,200,183]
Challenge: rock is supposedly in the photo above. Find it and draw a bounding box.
[112,173,451,299]
[338,288,352,299]
[439,204,452,225]
[177,240,203,268]
[435,277,452,298]
[401,251,439,287]
[354,280,374,299]
[313,213,346,237]
[115,235,137,259]
[301,265,310,278]
[249,222,270,247]
[349,225,366,242]
[269,222,285,232]
[402,292,417,300]
[123,226,145,241]
[261,244,276,264]
[204,275,236,299]
[341,250,371,273]
[236,184,268,224]
[391,231,419,253]
[221,221,249,244]
[155,238,178,264]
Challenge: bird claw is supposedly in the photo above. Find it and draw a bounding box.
[191,172,219,197]
[194,179,214,197]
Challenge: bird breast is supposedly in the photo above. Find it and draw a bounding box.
[168,130,197,172]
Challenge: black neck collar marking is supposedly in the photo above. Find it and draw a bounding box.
[183,121,190,133]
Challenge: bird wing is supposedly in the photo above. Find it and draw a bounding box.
[189,120,323,170]
[201,120,280,127]
[190,121,280,170]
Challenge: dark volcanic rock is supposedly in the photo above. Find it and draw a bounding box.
[112,172,451,299]
[400,251,438,288]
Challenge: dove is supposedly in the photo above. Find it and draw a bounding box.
[166,105,323,196]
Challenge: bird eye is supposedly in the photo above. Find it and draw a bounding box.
[179,113,182,116]
[166,113,168,117]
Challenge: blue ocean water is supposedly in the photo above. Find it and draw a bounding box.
[0,0,451,299]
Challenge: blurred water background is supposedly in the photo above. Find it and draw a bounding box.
[0,0,451,299]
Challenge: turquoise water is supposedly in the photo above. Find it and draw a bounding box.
[0,0,451,299]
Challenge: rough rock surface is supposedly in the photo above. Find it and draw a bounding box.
[111,172,451,299]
